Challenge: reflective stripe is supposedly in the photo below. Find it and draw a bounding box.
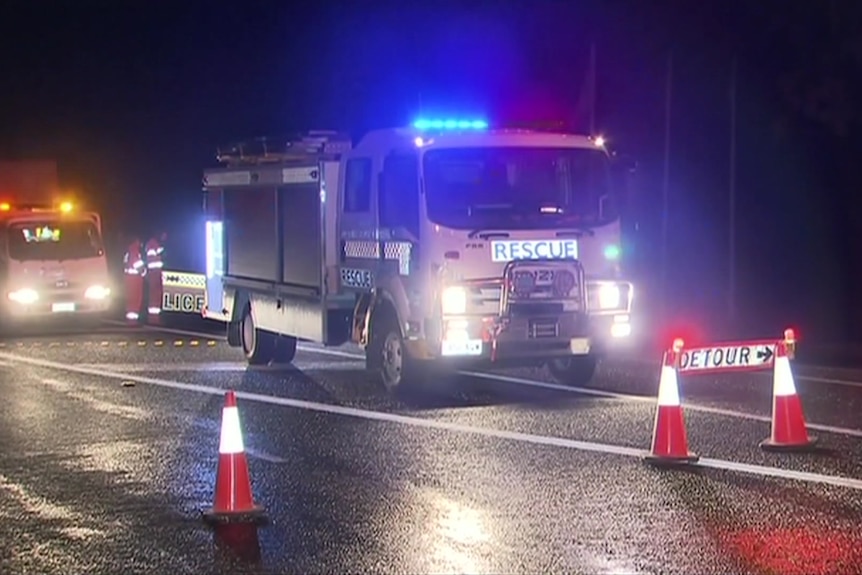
[125,312,139,320]
[146,249,158,256]
[147,261,164,269]
[124,268,142,275]
[148,307,161,314]
[132,260,145,269]
[219,406,245,454]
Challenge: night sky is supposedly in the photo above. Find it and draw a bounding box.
[1,0,860,343]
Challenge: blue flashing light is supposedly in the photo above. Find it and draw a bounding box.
[412,118,488,131]
[604,244,621,260]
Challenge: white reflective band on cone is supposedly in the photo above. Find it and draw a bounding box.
[148,262,163,269]
[656,365,681,406]
[773,356,797,397]
[125,312,139,320]
[148,307,161,314]
[219,406,245,454]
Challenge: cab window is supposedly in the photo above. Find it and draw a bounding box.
[379,153,420,237]
[344,158,372,213]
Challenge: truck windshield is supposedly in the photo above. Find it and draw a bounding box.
[423,146,613,230]
[6,219,104,261]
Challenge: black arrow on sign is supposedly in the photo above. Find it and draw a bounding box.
[757,346,774,363]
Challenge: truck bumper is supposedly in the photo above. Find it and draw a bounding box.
[2,298,111,320]
[417,311,634,367]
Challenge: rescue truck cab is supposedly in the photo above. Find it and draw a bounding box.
[202,121,635,391]
[0,201,112,324]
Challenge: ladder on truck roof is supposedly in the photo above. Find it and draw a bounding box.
[215,131,353,167]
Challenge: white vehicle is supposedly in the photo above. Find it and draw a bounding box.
[202,121,635,390]
[0,202,112,324]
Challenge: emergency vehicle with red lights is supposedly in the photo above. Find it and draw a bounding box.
[202,120,636,391]
[0,161,111,324]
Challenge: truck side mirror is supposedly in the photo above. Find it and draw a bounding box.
[610,153,639,208]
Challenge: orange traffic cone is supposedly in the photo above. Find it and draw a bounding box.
[645,339,699,466]
[203,390,267,524]
[760,331,817,452]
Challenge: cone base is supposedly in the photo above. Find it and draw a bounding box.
[203,505,268,526]
[759,435,818,453]
[644,452,700,467]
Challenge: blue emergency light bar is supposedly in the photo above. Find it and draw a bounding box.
[412,118,489,131]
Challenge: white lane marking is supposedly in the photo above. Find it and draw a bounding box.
[293,345,862,439]
[76,360,363,373]
[0,473,77,521]
[461,371,862,439]
[54,332,862,438]
[115,321,862,388]
[245,448,288,463]
[78,362,261,372]
[2,351,862,492]
[125,337,862,438]
[0,473,111,539]
[790,374,862,389]
[39,378,148,420]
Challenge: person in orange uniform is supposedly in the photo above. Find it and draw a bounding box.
[123,237,146,325]
[145,232,167,325]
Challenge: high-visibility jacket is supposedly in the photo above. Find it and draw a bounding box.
[145,237,164,271]
[124,240,146,275]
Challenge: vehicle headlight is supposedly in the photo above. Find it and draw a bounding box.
[85,285,111,300]
[8,288,39,304]
[598,283,621,309]
[441,286,467,315]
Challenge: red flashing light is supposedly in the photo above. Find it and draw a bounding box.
[784,328,796,344]
[672,337,685,352]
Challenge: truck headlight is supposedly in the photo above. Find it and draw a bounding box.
[85,285,111,300]
[441,286,467,315]
[598,284,621,309]
[8,288,39,304]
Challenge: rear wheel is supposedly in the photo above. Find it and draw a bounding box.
[240,306,275,365]
[272,335,298,364]
[547,355,598,387]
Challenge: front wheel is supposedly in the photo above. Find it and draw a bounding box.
[547,355,598,387]
[371,320,425,393]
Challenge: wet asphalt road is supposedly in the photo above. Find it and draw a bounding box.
[0,321,861,574]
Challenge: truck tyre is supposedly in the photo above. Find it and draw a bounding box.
[227,320,242,347]
[371,315,421,393]
[272,335,298,364]
[547,356,598,387]
[240,306,275,365]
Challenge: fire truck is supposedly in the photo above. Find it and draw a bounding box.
[202,120,636,391]
[0,161,111,326]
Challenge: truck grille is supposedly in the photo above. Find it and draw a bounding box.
[501,259,585,314]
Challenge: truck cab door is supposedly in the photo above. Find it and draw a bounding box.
[378,152,420,243]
